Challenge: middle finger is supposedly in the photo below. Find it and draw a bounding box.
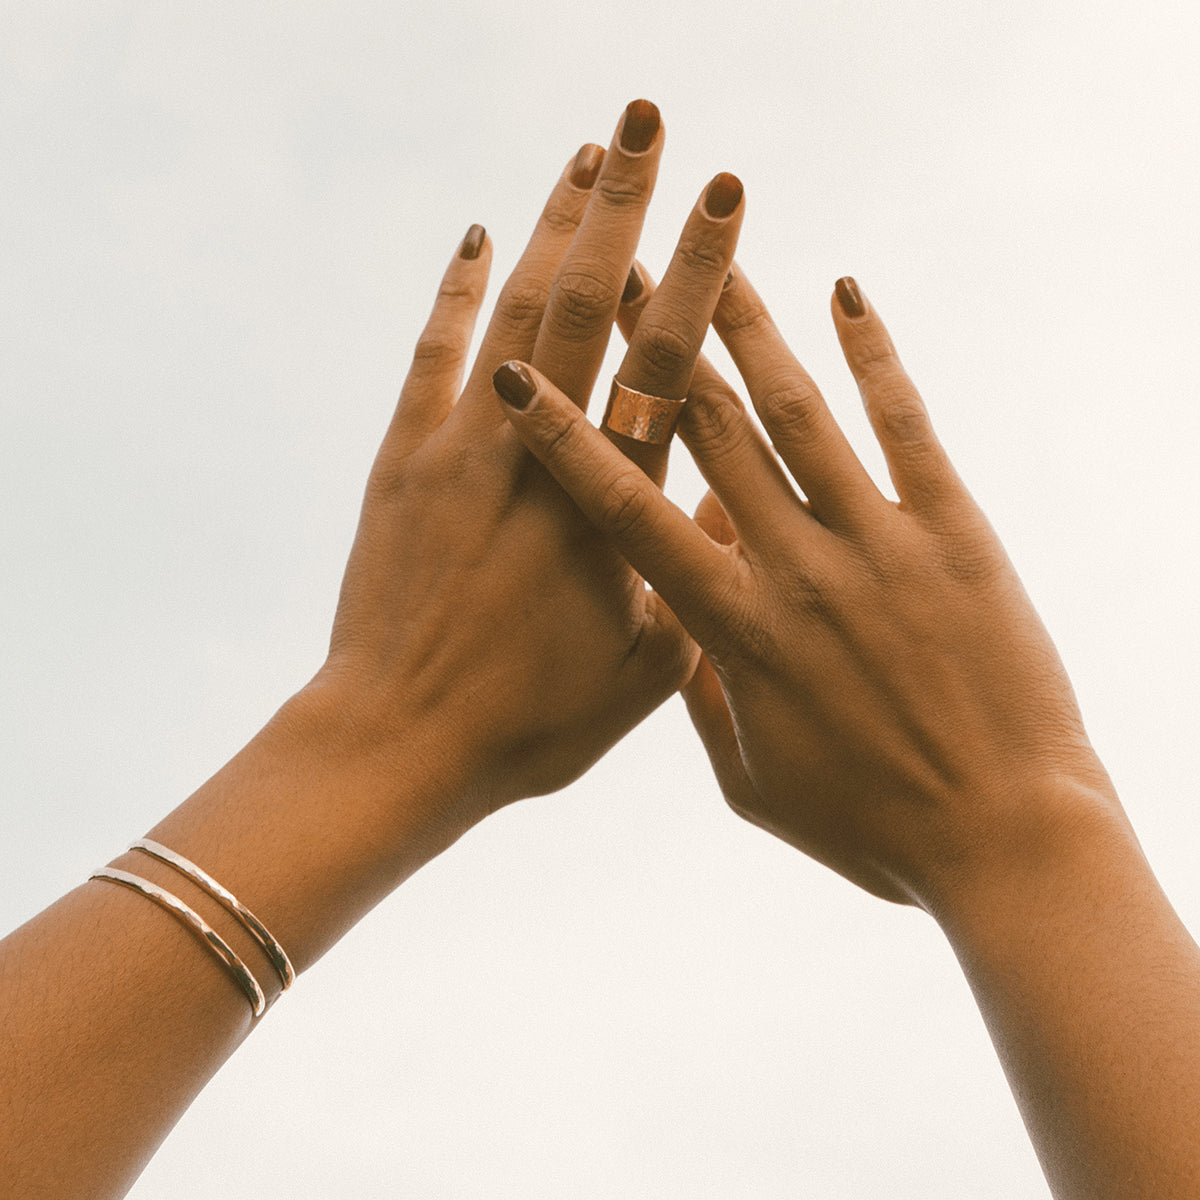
[528,98,665,408]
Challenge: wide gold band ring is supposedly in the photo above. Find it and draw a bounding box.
[603,379,686,445]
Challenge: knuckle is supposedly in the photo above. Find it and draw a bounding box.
[410,332,464,368]
[593,173,650,210]
[674,231,728,274]
[719,295,775,340]
[492,281,548,339]
[932,525,1002,587]
[875,387,929,445]
[596,472,652,538]
[634,318,696,378]
[539,194,584,235]
[757,378,827,444]
[850,324,898,371]
[684,385,749,457]
[545,269,618,338]
[537,405,588,467]
[436,278,481,303]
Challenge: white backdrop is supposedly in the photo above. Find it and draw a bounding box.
[3,2,1198,1197]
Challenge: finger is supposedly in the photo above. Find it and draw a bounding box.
[493,360,737,648]
[831,277,964,512]
[528,99,664,407]
[682,650,759,819]
[380,224,493,465]
[605,171,745,486]
[714,266,882,527]
[618,266,804,547]
[456,140,607,417]
[693,489,736,545]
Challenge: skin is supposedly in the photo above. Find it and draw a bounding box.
[498,270,1200,1199]
[0,101,745,1199]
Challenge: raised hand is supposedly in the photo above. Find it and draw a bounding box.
[496,267,1200,1199]
[314,111,745,833]
[497,269,1117,908]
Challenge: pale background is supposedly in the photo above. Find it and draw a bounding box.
[2,2,1198,1197]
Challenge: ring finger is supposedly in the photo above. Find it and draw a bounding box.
[605,171,745,485]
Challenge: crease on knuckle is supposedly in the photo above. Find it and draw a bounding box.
[545,269,618,338]
[852,332,900,379]
[674,232,729,275]
[411,332,465,368]
[594,174,649,209]
[536,405,588,469]
[437,279,481,303]
[635,319,697,378]
[684,385,750,460]
[719,296,775,340]
[539,198,584,235]
[758,379,827,445]
[596,471,651,538]
[493,281,548,339]
[874,387,929,445]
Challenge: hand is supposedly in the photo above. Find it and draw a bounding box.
[308,101,745,838]
[496,269,1119,913]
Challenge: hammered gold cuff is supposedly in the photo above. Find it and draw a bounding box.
[90,867,267,1017]
[130,839,295,992]
[603,379,686,444]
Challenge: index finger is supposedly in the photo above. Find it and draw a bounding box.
[493,360,739,649]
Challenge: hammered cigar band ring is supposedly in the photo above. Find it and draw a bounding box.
[603,379,686,444]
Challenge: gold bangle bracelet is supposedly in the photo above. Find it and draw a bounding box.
[129,839,295,992]
[89,867,266,1017]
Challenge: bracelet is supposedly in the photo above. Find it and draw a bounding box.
[89,867,267,1017]
[129,839,295,992]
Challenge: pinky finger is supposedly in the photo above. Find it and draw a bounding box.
[832,277,964,513]
[384,225,493,464]
[493,359,737,649]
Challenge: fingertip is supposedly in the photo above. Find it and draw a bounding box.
[833,276,868,320]
[702,172,745,221]
[569,143,607,190]
[492,360,537,410]
[458,223,488,262]
[619,98,663,155]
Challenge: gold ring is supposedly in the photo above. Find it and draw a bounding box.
[603,379,686,444]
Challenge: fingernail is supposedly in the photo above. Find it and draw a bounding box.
[620,99,660,153]
[703,172,743,219]
[459,224,485,260]
[493,361,536,410]
[621,264,645,305]
[571,144,605,189]
[835,276,866,318]
[723,269,735,290]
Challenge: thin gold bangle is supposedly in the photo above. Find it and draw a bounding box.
[129,838,295,992]
[89,867,266,1017]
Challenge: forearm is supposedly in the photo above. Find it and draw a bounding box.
[936,784,1200,1200]
[0,682,472,1200]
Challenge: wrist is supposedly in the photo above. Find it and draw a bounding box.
[924,772,1137,948]
[143,677,483,974]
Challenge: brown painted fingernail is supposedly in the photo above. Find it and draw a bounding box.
[703,172,743,219]
[621,264,645,305]
[620,99,660,153]
[835,276,866,318]
[459,224,485,260]
[571,144,605,189]
[493,361,536,410]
